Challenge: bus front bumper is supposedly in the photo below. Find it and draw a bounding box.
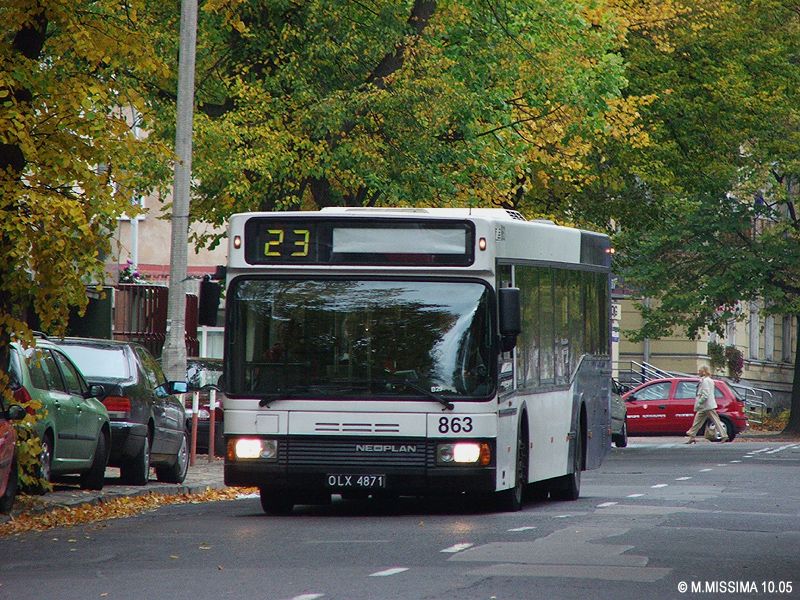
[224,461,496,496]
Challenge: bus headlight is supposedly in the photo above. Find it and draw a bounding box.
[231,438,278,460]
[436,442,491,465]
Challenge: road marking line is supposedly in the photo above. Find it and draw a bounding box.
[700,468,713,472]
[369,568,409,577]
[440,543,473,553]
[508,526,537,532]
[627,493,645,498]
[729,460,742,463]
[289,595,325,600]
[750,448,771,454]
[675,477,692,481]
[554,514,572,518]
[651,484,668,488]
[767,445,795,454]
[597,502,618,508]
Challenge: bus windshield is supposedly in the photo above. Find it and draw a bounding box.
[227,278,495,400]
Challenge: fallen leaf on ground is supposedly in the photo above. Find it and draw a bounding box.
[0,488,257,537]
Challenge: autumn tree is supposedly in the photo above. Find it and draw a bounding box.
[536,0,800,432]
[0,1,169,474]
[139,0,630,249]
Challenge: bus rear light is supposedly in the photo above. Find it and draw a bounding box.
[436,442,491,465]
[103,396,131,419]
[232,438,278,460]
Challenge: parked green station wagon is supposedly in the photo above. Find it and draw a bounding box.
[9,338,110,491]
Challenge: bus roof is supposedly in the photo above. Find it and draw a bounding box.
[227,208,610,270]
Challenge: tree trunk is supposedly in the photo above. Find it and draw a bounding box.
[782,314,800,434]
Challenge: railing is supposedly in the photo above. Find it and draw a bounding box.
[728,383,770,425]
[614,360,673,392]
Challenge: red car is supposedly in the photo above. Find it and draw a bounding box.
[0,395,26,513]
[623,377,748,441]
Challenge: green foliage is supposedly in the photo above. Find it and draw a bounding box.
[143,0,629,242]
[725,345,744,382]
[589,0,800,340]
[707,341,726,374]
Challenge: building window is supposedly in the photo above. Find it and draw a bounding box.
[782,315,794,362]
[749,302,760,360]
[764,315,775,362]
[726,319,736,347]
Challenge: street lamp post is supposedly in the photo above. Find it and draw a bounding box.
[162,0,197,381]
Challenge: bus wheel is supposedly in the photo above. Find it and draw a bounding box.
[496,427,527,512]
[551,424,582,501]
[259,489,295,515]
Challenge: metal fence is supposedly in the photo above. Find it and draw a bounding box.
[113,284,198,358]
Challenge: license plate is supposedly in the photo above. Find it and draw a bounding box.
[326,474,386,489]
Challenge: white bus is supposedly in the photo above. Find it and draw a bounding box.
[217,207,612,514]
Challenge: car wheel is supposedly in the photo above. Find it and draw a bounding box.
[0,454,19,513]
[551,420,582,501]
[720,416,736,442]
[80,433,108,491]
[614,420,628,448]
[156,430,190,484]
[259,488,294,515]
[121,434,150,486]
[28,432,53,495]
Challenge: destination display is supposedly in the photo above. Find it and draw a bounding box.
[244,218,474,265]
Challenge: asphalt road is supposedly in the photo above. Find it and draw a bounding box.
[1,437,799,600]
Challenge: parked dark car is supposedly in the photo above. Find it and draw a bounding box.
[185,357,225,457]
[0,393,26,512]
[9,338,110,492]
[56,338,190,484]
[622,377,748,441]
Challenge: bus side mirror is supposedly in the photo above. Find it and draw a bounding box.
[499,287,521,351]
[198,275,222,326]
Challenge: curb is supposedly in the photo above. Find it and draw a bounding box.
[3,461,227,522]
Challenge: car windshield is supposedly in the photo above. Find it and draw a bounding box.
[227,278,495,400]
[59,345,130,380]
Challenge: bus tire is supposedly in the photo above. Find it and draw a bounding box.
[495,423,527,512]
[551,420,582,501]
[259,488,294,515]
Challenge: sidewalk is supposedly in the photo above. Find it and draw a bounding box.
[5,456,226,521]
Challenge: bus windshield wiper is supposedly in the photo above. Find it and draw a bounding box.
[393,378,454,411]
[258,389,299,407]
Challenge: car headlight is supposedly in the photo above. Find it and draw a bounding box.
[436,442,491,465]
[231,438,278,460]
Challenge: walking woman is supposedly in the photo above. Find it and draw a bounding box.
[685,366,726,444]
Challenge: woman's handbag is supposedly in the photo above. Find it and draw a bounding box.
[694,388,709,412]
[704,421,727,442]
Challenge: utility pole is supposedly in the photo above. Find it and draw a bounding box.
[162,0,197,381]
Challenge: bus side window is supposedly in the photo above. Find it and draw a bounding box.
[498,264,515,392]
